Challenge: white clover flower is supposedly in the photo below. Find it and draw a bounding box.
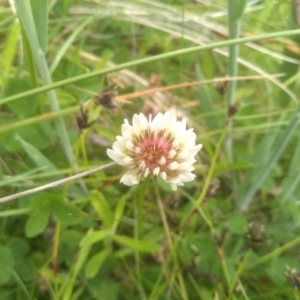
[107,111,202,191]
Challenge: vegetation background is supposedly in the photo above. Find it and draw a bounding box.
[0,0,300,299]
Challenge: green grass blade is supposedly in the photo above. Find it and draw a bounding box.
[1,21,20,84]
[277,131,300,204]
[239,104,300,211]
[195,64,219,130]
[13,0,87,194]
[50,17,92,74]
[235,113,287,201]
[1,29,300,106]
[226,0,246,195]
[30,0,48,52]
[17,135,57,172]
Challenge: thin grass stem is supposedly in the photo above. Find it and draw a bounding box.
[239,106,300,211]
[1,29,300,106]
[156,186,189,300]
[0,162,116,203]
[180,128,226,232]
[226,0,246,199]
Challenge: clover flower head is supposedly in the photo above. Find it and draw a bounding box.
[107,111,202,191]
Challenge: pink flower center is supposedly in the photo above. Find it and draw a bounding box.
[136,135,171,171]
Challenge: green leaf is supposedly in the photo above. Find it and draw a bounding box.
[63,229,93,299]
[229,0,247,22]
[224,216,248,234]
[80,230,112,247]
[85,249,110,278]
[50,200,82,225]
[25,209,49,237]
[0,245,15,285]
[30,0,48,52]
[2,22,20,83]
[61,230,83,245]
[4,78,39,118]
[112,197,126,232]
[50,17,92,74]
[0,168,42,188]
[17,135,57,172]
[113,235,161,253]
[29,193,55,210]
[7,237,30,257]
[195,64,219,130]
[90,190,113,229]
[3,125,51,153]
[15,256,35,281]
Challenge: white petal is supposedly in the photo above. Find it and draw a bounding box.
[151,113,163,133]
[139,161,146,170]
[135,147,141,154]
[132,114,143,135]
[120,172,140,186]
[159,156,166,165]
[177,162,190,170]
[144,168,150,177]
[109,110,201,189]
[153,167,160,176]
[123,131,132,140]
[107,149,126,166]
[177,150,189,159]
[161,111,171,128]
[138,113,149,129]
[124,156,134,164]
[190,144,202,155]
[178,118,186,132]
[121,120,132,135]
[166,112,177,131]
[172,139,180,148]
[170,183,177,191]
[168,161,178,170]
[160,171,167,180]
[168,149,176,159]
[126,140,135,152]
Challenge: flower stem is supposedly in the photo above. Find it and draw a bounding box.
[155,186,188,300]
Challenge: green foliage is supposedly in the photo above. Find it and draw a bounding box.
[0,0,300,299]
[85,248,110,278]
[0,245,15,285]
[4,78,39,118]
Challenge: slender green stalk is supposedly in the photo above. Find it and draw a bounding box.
[0,106,78,134]
[156,187,188,300]
[12,271,32,300]
[14,1,74,165]
[195,64,218,130]
[239,104,300,211]
[0,75,283,135]
[133,178,149,300]
[61,229,92,300]
[180,129,226,232]
[228,249,252,299]
[1,29,300,106]
[226,0,246,197]
[226,0,246,108]
[13,1,89,195]
[181,190,232,290]
[255,235,300,266]
[0,208,30,218]
[49,17,92,74]
[53,221,61,295]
